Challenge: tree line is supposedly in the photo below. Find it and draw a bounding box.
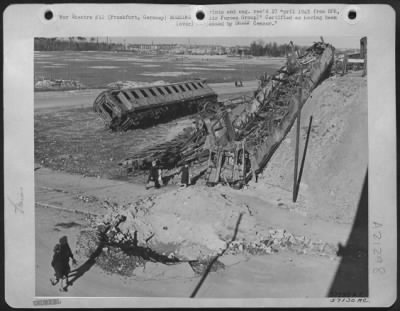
[34,37,124,51]
[35,37,306,56]
[249,40,305,57]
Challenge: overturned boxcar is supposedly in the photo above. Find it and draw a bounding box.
[93,80,218,131]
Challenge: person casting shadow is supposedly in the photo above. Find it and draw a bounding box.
[63,241,105,291]
[50,236,77,292]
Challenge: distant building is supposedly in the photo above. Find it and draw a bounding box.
[126,43,249,56]
[227,46,250,56]
[128,43,177,53]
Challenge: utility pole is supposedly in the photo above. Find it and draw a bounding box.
[292,65,313,202]
[293,68,302,202]
[296,116,313,199]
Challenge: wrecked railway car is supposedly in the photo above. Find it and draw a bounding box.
[120,40,335,188]
[93,80,218,131]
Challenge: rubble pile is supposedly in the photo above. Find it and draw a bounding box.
[34,79,85,91]
[75,229,147,277]
[226,229,338,258]
[106,80,168,89]
[76,213,181,277]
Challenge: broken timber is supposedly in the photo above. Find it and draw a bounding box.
[120,41,335,187]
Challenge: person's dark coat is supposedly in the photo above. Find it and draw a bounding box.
[148,165,160,187]
[181,166,190,186]
[51,242,74,279]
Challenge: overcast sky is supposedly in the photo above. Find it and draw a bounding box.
[101,36,361,49]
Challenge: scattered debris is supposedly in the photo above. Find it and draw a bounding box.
[76,194,98,204]
[55,221,82,229]
[226,229,338,258]
[35,79,85,91]
[106,80,168,89]
[189,258,225,275]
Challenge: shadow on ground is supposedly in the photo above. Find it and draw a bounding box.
[66,230,182,290]
[190,213,243,297]
[328,170,368,297]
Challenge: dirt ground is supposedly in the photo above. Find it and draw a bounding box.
[35,168,341,297]
[34,81,258,179]
[35,73,368,298]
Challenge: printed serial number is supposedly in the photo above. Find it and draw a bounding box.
[330,298,369,303]
[372,221,386,275]
[33,299,61,306]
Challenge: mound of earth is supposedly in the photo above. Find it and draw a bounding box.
[97,186,256,260]
[78,184,339,270]
[257,74,368,224]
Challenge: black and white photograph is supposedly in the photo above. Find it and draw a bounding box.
[3,3,396,308]
[34,35,368,297]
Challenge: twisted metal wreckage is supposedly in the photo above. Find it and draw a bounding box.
[117,40,335,188]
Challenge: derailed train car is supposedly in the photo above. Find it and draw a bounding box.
[120,40,335,188]
[93,80,218,131]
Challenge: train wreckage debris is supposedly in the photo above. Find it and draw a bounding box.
[119,40,335,188]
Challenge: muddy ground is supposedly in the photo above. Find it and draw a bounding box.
[35,73,368,298]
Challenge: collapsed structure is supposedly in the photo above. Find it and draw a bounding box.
[120,40,335,188]
[93,79,218,131]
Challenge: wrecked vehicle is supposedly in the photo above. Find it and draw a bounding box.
[93,79,218,131]
[120,40,335,188]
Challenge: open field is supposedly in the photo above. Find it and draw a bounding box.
[35,51,285,87]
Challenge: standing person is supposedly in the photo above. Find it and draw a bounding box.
[158,166,164,187]
[50,243,63,287]
[50,236,76,291]
[146,160,160,189]
[244,152,251,174]
[180,163,191,187]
